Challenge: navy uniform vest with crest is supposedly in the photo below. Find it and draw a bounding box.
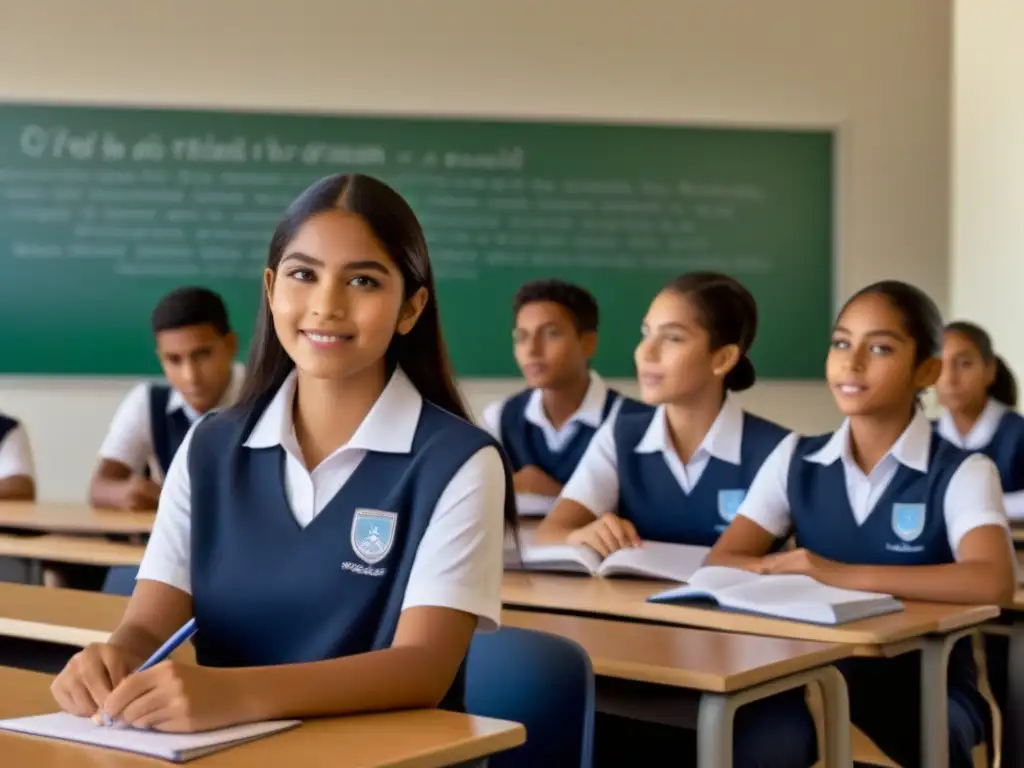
[148,385,193,477]
[0,414,16,445]
[976,410,1024,494]
[614,410,789,546]
[498,387,650,484]
[187,390,515,712]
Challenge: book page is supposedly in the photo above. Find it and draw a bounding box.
[518,543,603,574]
[0,712,300,762]
[597,542,709,582]
[515,493,556,517]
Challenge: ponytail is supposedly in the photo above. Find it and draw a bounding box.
[990,356,1018,408]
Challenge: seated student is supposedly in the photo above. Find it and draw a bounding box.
[0,413,35,501]
[707,281,1015,768]
[90,287,242,511]
[936,320,1024,519]
[535,271,790,552]
[481,279,642,503]
[50,172,515,730]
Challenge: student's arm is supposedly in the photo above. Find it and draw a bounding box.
[0,424,36,501]
[706,433,800,570]
[759,454,1016,605]
[533,420,639,554]
[90,384,162,510]
[93,444,506,732]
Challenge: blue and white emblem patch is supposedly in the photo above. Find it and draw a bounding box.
[717,489,747,523]
[351,509,398,565]
[891,503,926,543]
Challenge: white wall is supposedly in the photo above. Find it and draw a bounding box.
[0,0,952,501]
[951,1,1024,380]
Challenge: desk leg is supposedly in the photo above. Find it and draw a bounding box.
[27,558,42,585]
[696,665,851,768]
[1007,619,1024,768]
[919,628,974,768]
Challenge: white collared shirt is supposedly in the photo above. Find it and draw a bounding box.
[0,420,34,481]
[737,409,1011,556]
[137,367,507,631]
[937,399,1024,520]
[481,370,619,453]
[560,392,764,516]
[98,361,245,483]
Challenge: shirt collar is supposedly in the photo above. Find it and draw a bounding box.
[523,370,608,431]
[634,391,744,465]
[243,366,423,454]
[805,407,932,473]
[936,398,1007,450]
[167,361,246,422]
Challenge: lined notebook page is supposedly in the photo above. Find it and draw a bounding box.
[0,712,300,762]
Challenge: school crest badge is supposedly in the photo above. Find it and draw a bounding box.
[891,503,926,543]
[717,489,747,523]
[351,509,398,565]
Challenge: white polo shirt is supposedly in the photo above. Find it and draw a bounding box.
[561,392,772,516]
[481,370,620,453]
[137,366,507,631]
[737,409,1011,558]
[98,361,245,482]
[937,398,1024,519]
[0,421,34,482]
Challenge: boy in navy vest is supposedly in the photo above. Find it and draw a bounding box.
[90,287,242,511]
[0,413,34,501]
[481,279,639,512]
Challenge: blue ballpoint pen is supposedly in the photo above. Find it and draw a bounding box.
[100,617,198,726]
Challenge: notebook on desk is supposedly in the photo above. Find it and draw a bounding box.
[506,540,709,582]
[0,712,300,763]
[647,566,904,625]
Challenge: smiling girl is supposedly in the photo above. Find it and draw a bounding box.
[708,280,1015,767]
[49,173,515,731]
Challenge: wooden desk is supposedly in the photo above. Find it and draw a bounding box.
[0,502,154,535]
[0,581,126,648]
[502,572,998,768]
[0,534,145,570]
[0,666,524,767]
[503,609,853,766]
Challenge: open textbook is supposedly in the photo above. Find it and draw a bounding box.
[0,712,300,763]
[647,566,904,625]
[507,540,710,583]
[515,493,556,517]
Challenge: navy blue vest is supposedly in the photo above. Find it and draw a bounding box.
[976,410,1024,493]
[187,394,515,712]
[0,415,16,445]
[614,409,789,546]
[498,387,650,484]
[148,385,192,477]
[788,431,983,710]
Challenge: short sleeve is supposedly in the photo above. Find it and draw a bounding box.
[479,400,504,443]
[401,445,507,631]
[0,424,35,481]
[135,423,197,593]
[98,383,155,475]
[943,453,1013,556]
[558,418,620,517]
[735,432,799,538]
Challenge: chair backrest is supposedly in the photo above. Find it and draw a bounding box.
[101,566,139,596]
[465,625,595,768]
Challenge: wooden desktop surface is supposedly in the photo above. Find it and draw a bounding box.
[0,667,525,768]
[0,581,128,647]
[502,572,1000,650]
[0,534,146,567]
[0,502,155,535]
[502,609,851,693]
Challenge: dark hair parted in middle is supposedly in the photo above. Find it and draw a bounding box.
[663,271,759,391]
[838,280,944,365]
[945,320,1018,407]
[512,279,599,334]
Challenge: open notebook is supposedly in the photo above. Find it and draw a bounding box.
[506,541,710,582]
[515,493,556,517]
[647,566,904,625]
[0,712,300,763]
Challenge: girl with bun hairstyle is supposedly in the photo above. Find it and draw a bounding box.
[534,271,791,552]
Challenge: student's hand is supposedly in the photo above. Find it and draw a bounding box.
[513,466,562,497]
[566,513,642,558]
[50,643,145,717]
[759,548,838,580]
[116,475,162,510]
[101,661,250,733]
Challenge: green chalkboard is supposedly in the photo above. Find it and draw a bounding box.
[0,101,833,378]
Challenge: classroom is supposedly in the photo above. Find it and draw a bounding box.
[0,1,1021,766]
